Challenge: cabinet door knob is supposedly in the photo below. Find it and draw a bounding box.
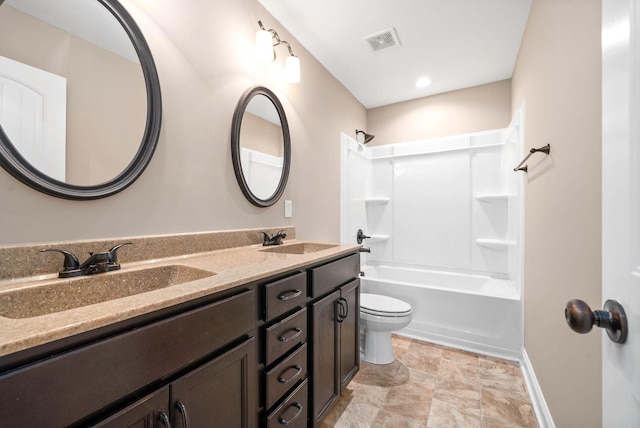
[278,327,302,342]
[278,289,302,301]
[336,297,349,323]
[565,299,628,344]
[278,402,303,426]
[175,402,190,428]
[158,412,172,428]
[278,364,302,384]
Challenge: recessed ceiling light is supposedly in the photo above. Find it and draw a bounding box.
[416,76,432,88]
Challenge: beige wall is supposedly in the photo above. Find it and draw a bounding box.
[512,0,602,426]
[0,0,366,245]
[367,80,512,145]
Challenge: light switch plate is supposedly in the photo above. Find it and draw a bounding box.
[284,200,292,218]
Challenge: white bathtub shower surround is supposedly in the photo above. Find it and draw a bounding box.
[341,110,525,360]
[341,124,523,278]
[361,265,522,359]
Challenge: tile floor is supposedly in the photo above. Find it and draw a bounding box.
[321,335,538,427]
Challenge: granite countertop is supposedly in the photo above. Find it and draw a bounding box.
[0,240,360,358]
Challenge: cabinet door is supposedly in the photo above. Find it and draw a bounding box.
[0,289,255,427]
[171,337,256,428]
[309,290,339,426]
[92,386,171,428]
[338,279,360,392]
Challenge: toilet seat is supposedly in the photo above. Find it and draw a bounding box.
[360,293,412,317]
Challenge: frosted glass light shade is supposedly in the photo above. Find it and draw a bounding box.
[284,56,300,83]
[256,30,274,63]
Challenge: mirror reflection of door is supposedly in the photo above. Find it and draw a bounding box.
[0,0,147,186]
[0,55,66,181]
[239,95,284,200]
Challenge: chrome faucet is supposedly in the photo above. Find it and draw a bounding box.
[41,242,132,278]
[261,230,287,246]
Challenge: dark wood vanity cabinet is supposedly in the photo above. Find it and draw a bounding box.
[0,288,259,427]
[91,386,171,428]
[0,250,360,428]
[308,254,360,427]
[95,337,256,428]
[260,252,360,428]
[337,279,360,392]
[261,272,309,427]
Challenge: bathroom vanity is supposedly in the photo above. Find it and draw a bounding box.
[0,230,360,427]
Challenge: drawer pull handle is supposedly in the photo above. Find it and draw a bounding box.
[278,364,302,384]
[278,289,302,301]
[158,412,172,428]
[176,402,190,428]
[278,402,303,426]
[278,327,302,342]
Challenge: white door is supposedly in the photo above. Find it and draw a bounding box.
[602,0,640,425]
[0,55,66,181]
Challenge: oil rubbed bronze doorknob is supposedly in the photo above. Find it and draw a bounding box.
[565,299,628,344]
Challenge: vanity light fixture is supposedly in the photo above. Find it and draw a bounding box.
[355,130,375,144]
[256,20,300,83]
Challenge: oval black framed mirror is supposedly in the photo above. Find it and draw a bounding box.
[231,86,291,207]
[0,0,162,200]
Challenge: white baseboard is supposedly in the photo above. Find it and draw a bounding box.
[397,329,522,362]
[521,348,555,428]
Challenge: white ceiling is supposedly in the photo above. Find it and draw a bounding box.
[257,0,532,109]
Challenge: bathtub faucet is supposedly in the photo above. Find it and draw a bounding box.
[356,229,371,244]
[359,247,371,253]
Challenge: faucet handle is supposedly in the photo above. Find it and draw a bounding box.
[261,231,272,246]
[106,242,133,270]
[40,248,80,273]
[356,229,371,244]
[275,230,286,244]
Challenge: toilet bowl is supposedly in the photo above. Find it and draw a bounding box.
[360,293,412,365]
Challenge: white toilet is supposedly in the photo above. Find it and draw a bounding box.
[359,293,413,365]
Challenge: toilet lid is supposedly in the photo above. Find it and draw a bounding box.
[360,293,412,315]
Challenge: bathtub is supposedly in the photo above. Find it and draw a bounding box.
[360,265,522,359]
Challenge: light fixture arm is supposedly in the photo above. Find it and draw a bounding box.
[258,20,296,58]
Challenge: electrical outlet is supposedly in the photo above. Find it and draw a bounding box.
[284,200,292,218]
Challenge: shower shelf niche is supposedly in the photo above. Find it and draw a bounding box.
[364,197,390,206]
[475,193,513,203]
[368,234,390,243]
[475,239,515,250]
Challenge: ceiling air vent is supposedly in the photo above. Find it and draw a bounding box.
[364,27,401,53]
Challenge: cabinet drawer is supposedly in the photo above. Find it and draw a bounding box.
[266,379,308,428]
[265,307,307,365]
[309,253,359,298]
[264,272,307,321]
[0,289,255,427]
[264,343,307,410]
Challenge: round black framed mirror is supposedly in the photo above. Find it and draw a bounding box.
[0,0,162,200]
[231,86,291,207]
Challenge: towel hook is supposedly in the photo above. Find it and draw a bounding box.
[514,144,551,173]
